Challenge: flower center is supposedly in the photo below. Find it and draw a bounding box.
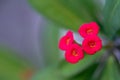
[71,49,78,56]
[88,41,96,48]
[66,38,70,45]
[86,28,93,34]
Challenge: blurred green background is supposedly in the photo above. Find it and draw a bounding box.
[0,0,120,80]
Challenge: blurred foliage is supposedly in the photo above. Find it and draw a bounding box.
[100,56,120,80]
[0,46,33,80]
[28,0,120,80]
[103,0,120,39]
[29,0,101,31]
[41,21,60,66]
[31,49,105,80]
[69,63,98,80]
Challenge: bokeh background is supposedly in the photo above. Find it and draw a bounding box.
[0,0,120,80]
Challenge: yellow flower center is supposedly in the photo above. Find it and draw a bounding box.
[72,49,78,56]
[88,41,96,48]
[86,28,93,34]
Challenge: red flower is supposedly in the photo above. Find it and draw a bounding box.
[59,30,74,50]
[82,35,102,55]
[78,22,99,38]
[65,43,84,64]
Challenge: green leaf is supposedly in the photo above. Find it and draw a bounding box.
[100,56,120,80]
[31,67,65,80]
[69,63,99,80]
[59,0,100,21]
[41,21,60,66]
[29,0,101,31]
[31,49,104,80]
[103,0,120,39]
[0,46,31,80]
[58,49,104,78]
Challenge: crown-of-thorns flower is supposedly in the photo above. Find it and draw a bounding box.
[59,30,74,50]
[82,35,102,55]
[58,22,102,64]
[65,44,84,64]
[78,22,99,38]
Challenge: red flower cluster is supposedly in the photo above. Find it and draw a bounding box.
[59,22,102,64]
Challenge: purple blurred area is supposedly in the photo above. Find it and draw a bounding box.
[0,0,45,68]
